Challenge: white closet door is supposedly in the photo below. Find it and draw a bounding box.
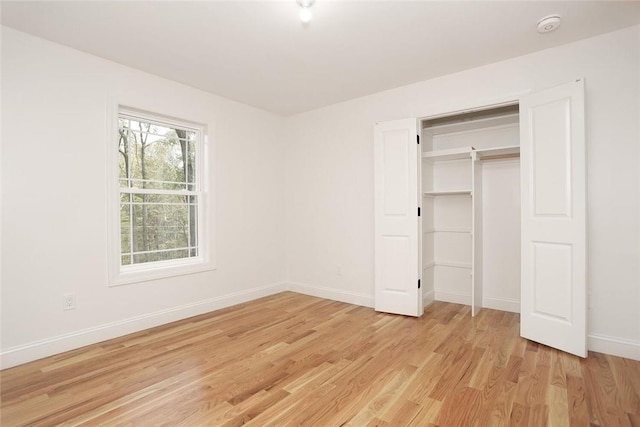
[374,119,422,316]
[520,79,587,357]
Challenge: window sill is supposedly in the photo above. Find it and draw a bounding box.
[109,259,216,287]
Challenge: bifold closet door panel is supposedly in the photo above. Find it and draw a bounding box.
[374,118,422,317]
[520,79,586,357]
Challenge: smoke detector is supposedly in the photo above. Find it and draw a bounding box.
[537,15,561,33]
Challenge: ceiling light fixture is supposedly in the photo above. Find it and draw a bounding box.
[297,0,315,24]
[537,15,561,33]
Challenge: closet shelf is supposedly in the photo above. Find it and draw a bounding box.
[422,146,474,161]
[423,261,472,270]
[424,112,519,136]
[475,145,520,160]
[423,228,471,234]
[424,189,472,197]
[423,145,520,162]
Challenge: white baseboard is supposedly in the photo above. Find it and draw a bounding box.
[286,281,374,308]
[588,334,640,361]
[482,296,520,313]
[434,290,471,305]
[0,282,286,369]
[433,292,520,314]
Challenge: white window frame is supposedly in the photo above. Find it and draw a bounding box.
[107,105,214,286]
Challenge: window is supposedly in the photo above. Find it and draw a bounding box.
[110,107,211,285]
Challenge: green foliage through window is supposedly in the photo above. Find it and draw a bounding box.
[118,114,200,266]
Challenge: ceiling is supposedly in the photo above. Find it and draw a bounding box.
[2,1,639,116]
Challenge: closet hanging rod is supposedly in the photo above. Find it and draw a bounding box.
[480,153,520,161]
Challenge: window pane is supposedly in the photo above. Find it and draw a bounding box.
[118,128,130,184]
[119,118,198,191]
[186,140,196,189]
[126,193,195,205]
[132,201,188,251]
[129,203,194,253]
[187,195,198,256]
[120,196,132,254]
[120,192,198,265]
[133,249,190,264]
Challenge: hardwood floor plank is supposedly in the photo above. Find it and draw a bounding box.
[608,354,640,414]
[567,373,590,426]
[365,417,390,427]
[386,400,422,425]
[550,348,568,388]
[436,386,483,426]
[396,351,445,405]
[428,342,475,400]
[547,384,570,427]
[622,358,640,399]
[475,363,519,426]
[347,364,417,425]
[406,397,441,426]
[1,292,639,426]
[583,352,634,427]
[509,401,531,426]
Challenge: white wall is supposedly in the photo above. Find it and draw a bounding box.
[482,159,521,312]
[0,27,286,367]
[284,25,640,359]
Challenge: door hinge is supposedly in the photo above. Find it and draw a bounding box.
[417,135,420,145]
[418,279,421,289]
[418,207,421,216]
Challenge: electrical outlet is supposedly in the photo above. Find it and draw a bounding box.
[63,293,76,311]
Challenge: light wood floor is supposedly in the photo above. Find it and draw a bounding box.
[2,292,639,426]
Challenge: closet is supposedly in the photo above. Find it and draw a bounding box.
[373,79,587,357]
[421,105,521,316]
